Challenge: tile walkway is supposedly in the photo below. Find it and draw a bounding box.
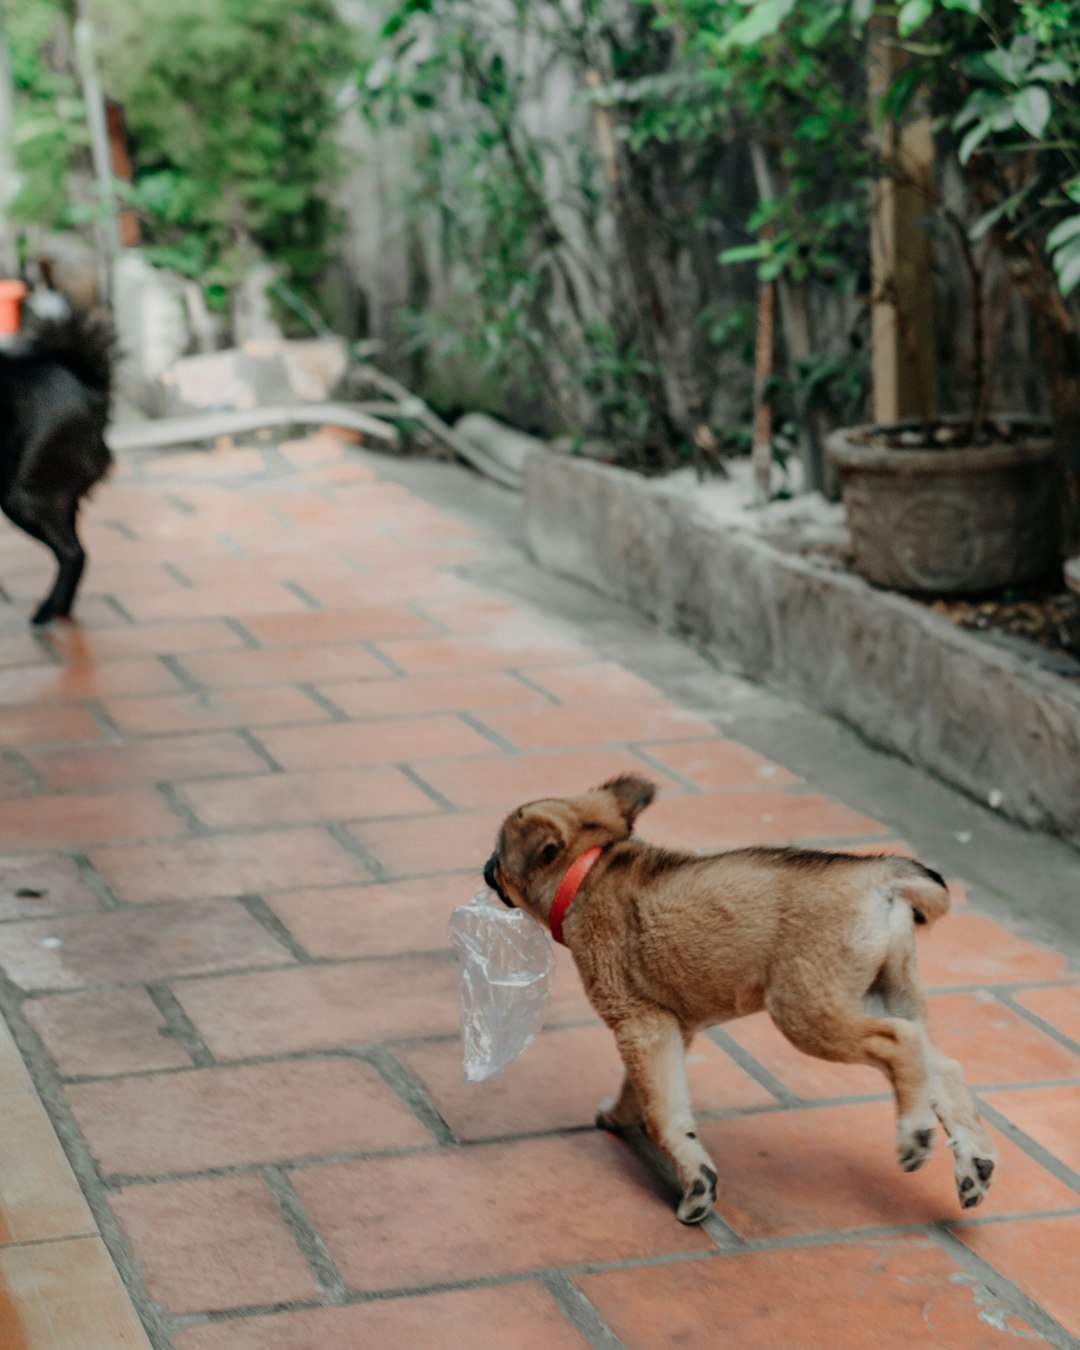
[0,430,1077,1348]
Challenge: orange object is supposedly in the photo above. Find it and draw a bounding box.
[0,280,27,336]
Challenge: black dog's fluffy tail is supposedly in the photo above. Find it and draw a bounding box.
[22,311,115,401]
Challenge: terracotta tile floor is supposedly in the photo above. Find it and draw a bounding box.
[0,433,1078,1348]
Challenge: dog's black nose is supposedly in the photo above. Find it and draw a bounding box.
[483,853,514,907]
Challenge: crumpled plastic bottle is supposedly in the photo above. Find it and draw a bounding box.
[447,887,556,1083]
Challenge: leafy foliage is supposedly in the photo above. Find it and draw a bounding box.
[6,0,90,233]
[363,0,872,466]
[94,0,354,301]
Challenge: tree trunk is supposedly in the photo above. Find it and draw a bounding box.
[752,277,776,506]
[867,17,937,427]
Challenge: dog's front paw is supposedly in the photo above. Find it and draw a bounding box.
[676,1164,718,1225]
[952,1136,996,1209]
[897,1117,936,1173]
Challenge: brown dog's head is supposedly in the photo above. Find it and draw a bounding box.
[483,774,656,925]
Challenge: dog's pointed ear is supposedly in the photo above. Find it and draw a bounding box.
[600,774,656,828]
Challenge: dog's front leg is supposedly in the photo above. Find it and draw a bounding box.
[608,1010,719,1224]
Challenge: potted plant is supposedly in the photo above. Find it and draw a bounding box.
[823,0,1080,595]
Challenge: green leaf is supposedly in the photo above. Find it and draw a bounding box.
[941,0,981,12]
[959,120,994,163]
[1046,214,1080,251]
[1064,177,1080,206]
[1055,243,1080,297]
[718,243,767,264]
[897,0,933,37]
[717,0,797,52]
[1029,60,1072,83]
[1011,85,1051,138]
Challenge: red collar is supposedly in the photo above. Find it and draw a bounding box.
[550,846,603,946]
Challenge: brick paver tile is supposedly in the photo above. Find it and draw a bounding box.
[1012,985,1080,1046]
[0,899,290,991]
[178,643,388,690]
[642,788,889,848]
[119,581,308,622]
[24,730,272,792]
[40,618,248,662]
[955,1215,1080,1340]
[639,737,799,791]
[401,1023,775,1141]
[521,661,666,704]
[258,713,497,771]
[111,1174,319,1315]
[577,1237,1046,1349]
[175,956,460,1058]
[100,686,330,736]
[375,632,591,676]
[0,632,58,669]
[919,912,1072,987]
[0,854,99,922]
[90,827,370,903]
[291,1132,712,1293]
[476,700,717,750]
[413,749,686,811]
[413,591,523,633]
[174,1282,591,1350]
[25,988,192,1077]
[929,991,1080,1084]
[0,704,104,747]
[241,605,437,646]
[69,1058,430,1178]
[315,669,544,720]
[696,1102,1077,1238]
[278,432,346,465]
[349,810,499,877]
[0,658,184,704]
[0,788,181,851]
[176,766,438,831]
[266,876,469,959]
[983,1084,1080,1174]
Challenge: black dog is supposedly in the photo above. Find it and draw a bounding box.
[0,311,114,624]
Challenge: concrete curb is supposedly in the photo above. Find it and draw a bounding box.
[525,453,1080,848]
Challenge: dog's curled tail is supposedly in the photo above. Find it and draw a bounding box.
[25,310,115,400]
[892,859,950,928]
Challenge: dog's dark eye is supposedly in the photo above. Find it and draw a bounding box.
[540,842,560,865]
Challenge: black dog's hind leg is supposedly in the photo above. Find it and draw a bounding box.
[2,491,86,625]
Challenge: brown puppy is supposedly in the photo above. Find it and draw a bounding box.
[484,773,996,1224]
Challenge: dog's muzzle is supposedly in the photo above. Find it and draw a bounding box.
[483,853,514,908]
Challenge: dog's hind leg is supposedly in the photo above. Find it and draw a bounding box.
[768,989,938,1174]
[2,491,85,624]
[880,943,996,1207]
[607,1009,719,1224]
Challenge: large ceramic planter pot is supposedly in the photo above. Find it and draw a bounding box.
[826,418,1060,595]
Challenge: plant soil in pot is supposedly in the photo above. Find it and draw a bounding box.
[826,418,1060,595]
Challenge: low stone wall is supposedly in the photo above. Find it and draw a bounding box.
[525,453,1080,848]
